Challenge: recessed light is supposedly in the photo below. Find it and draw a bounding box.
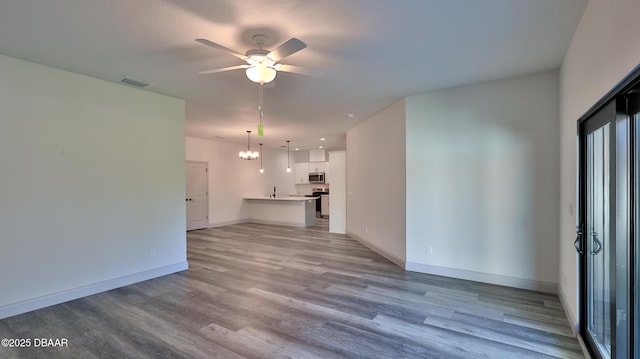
[319,146,324,149]
[346,113,355,119]
[295,148,299,151]
[320,138,325,141]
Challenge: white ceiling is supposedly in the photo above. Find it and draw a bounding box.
[0,0,586,151]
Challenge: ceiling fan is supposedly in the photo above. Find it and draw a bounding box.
[196,34,319,84]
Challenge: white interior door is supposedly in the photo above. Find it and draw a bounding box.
[186,161,208,231]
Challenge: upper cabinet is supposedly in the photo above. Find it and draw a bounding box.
[309,149,327,162]
[309,162,326,173]
[294,163,310,184]
[294,161,330,184]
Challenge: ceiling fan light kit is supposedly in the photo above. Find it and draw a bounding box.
[197,34,315,162]
[196,34,309,84]
[246,64,277,84]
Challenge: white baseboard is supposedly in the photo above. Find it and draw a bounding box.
[345,232,558,295]
[0,261,189,320]
[558,287,592,359]
[405,261,558,294]
[208,219,249,228]
[576,333,592,359]
[558,286,579,335]
[347,232,406,269]
[246,219,309,228]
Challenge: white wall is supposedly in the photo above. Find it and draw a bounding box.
[559,0,640,328]
[0,54,186,318]
[329,150,346,234]
[185,137,295,227]
[346,100,406,265]
[405,71,560,293]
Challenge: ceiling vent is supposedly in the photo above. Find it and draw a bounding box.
[120,77,152,88]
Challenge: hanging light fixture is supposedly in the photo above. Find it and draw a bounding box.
[259,143,264,173]
[239,130,259,160]
[286,140,292,172]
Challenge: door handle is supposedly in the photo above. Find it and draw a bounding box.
[574,226,583,254]
[574,236,583,255]
[592,231,603,254]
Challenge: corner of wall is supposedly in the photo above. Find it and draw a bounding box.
[346,99,407,263]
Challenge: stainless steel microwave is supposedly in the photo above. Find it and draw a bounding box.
[309,172,325,183]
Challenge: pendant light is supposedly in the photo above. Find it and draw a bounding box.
[239,130,259,160]
[259,143,264,173]
[286,140,292,172]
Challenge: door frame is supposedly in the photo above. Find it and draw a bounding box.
[578,100,617,359]
[577,64,640,359]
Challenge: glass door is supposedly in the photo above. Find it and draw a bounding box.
[578,75,640,358]
[582,103,615,359]
[586,122,612,357]
[631,90,640,359]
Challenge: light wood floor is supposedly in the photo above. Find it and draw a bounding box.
[0,220,584,358]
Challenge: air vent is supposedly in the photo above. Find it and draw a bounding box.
[120,77,152,88]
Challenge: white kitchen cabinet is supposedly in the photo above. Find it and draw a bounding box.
[294,162,309,184]
[309,149,327,162]
[321,195,329,217]
[309,162,326,173]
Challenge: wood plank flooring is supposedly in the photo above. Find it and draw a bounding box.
[0,220,584,358]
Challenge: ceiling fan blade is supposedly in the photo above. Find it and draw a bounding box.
[198,65,249,74]
[275,64,323,77]
[267,38,307,62]
[196,38,246,60]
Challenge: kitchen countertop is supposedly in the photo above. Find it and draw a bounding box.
[244,196,319,201]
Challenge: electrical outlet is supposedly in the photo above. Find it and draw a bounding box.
[427,245,434,254]
[364,226,368,233]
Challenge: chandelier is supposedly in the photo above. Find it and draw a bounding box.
[239,130,259,160]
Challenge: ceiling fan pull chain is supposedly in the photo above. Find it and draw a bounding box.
[258,84,264,136]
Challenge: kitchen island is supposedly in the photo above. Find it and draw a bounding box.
[244,197,317,227]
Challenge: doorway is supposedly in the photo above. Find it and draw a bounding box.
[577,66,640,359]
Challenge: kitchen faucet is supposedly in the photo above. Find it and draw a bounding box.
[272,186,277,198]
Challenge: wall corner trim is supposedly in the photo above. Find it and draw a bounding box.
[0,261,189,320]
[405,261,558,294]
